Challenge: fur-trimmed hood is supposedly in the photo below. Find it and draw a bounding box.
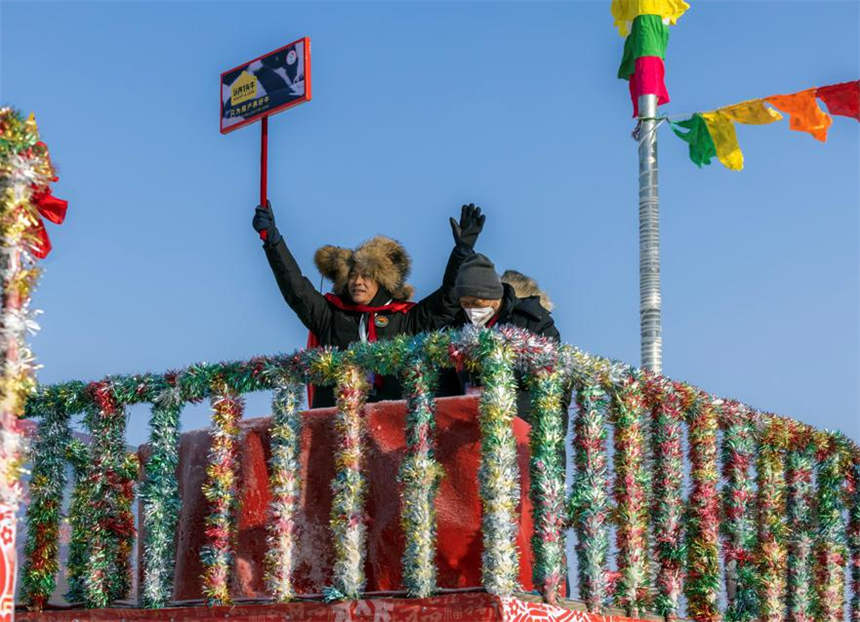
[501,270,553,311]
[314,235,414,301]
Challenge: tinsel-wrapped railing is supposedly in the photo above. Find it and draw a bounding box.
[19,325,860,621]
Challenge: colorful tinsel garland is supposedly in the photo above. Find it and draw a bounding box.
[720,401,760,622]
[569,380,611,612]
[756,417,789,622]
[199,378,244,605]
[815,433,849,621]
[785,426,816,622]
[16,324,860,615]
[684,392,721,622]
[524,366,567,604]
[20,397,71,609]
[325,362,370,601]
[81,381,137,608]
[473,330,521,596]
[140,380,183,608]
[645,377,685,620]
[398,350,443,598]
[609,372,651,616]
[849,456,860,622]
[264,377,304,602]
[64,438,91,604]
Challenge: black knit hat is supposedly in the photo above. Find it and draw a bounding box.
[455,253,504,300]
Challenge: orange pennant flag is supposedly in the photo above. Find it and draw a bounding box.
[765,88,832,142]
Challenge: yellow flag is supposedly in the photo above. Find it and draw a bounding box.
[720,99,783,125]
[702,111,743,170]
[765,88,832,142]
[611,0,690,37]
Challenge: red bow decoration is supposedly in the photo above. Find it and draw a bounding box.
[28,184,67,259]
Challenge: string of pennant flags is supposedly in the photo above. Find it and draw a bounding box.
[611,0,859,171]
[669,81,860,170]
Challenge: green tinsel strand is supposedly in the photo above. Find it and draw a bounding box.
[264,378,304,602]
[609,372,651,617]
[398,351,443,598]
[525,368,567,604]
[20,399,72,610]
[82,381,136,608]
[720,402,760,622]
[815,433,848,622]
[64,438,91,604]
[140,383,183,608]
[785,430,816,622]
[476,331,520,596]
[569,381,610,612]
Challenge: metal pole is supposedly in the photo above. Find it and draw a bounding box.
[637,94,662,373]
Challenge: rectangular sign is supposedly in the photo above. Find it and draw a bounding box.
[220,37,311,134]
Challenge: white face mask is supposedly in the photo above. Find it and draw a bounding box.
[465,306,496,327]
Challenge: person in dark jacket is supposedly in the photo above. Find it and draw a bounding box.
[252,202,485,408]
[454,254,559,340]
[447,254,564,427]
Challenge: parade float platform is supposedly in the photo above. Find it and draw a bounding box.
[158,395,536,600]
[18,592,652,621]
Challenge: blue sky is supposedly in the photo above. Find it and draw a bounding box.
[1,1,858,446]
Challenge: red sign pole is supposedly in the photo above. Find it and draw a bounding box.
[259,115,269,241]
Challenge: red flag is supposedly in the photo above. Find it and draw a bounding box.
[816,80,860,121]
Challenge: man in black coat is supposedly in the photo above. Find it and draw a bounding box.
[446,253,564,426]
[252,202,484,408]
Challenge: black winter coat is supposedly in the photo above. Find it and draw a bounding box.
[263,238,467,407]
[443,283,566,427]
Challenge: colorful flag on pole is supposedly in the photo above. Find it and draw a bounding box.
[613,0,689,116]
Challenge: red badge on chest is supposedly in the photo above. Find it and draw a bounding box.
[374,315,389,328]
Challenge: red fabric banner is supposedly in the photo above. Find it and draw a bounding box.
[628,56,669,117]
[16,593,649,622]
[0,505,15,622]
[816,80,860,121]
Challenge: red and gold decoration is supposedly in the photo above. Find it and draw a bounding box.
[1,108,66,616]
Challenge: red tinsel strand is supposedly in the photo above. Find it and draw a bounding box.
[683,388,721,622]
[609,373,651,617]
[644,377,684,620]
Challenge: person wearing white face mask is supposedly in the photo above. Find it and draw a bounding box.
[446,254,562,423]
[453,254,560,340]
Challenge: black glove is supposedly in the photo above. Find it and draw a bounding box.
[449,203,485,251]
[252,201,282,246]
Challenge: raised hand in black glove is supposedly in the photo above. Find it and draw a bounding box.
[449,203,485,251]
[252,201,282,246]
